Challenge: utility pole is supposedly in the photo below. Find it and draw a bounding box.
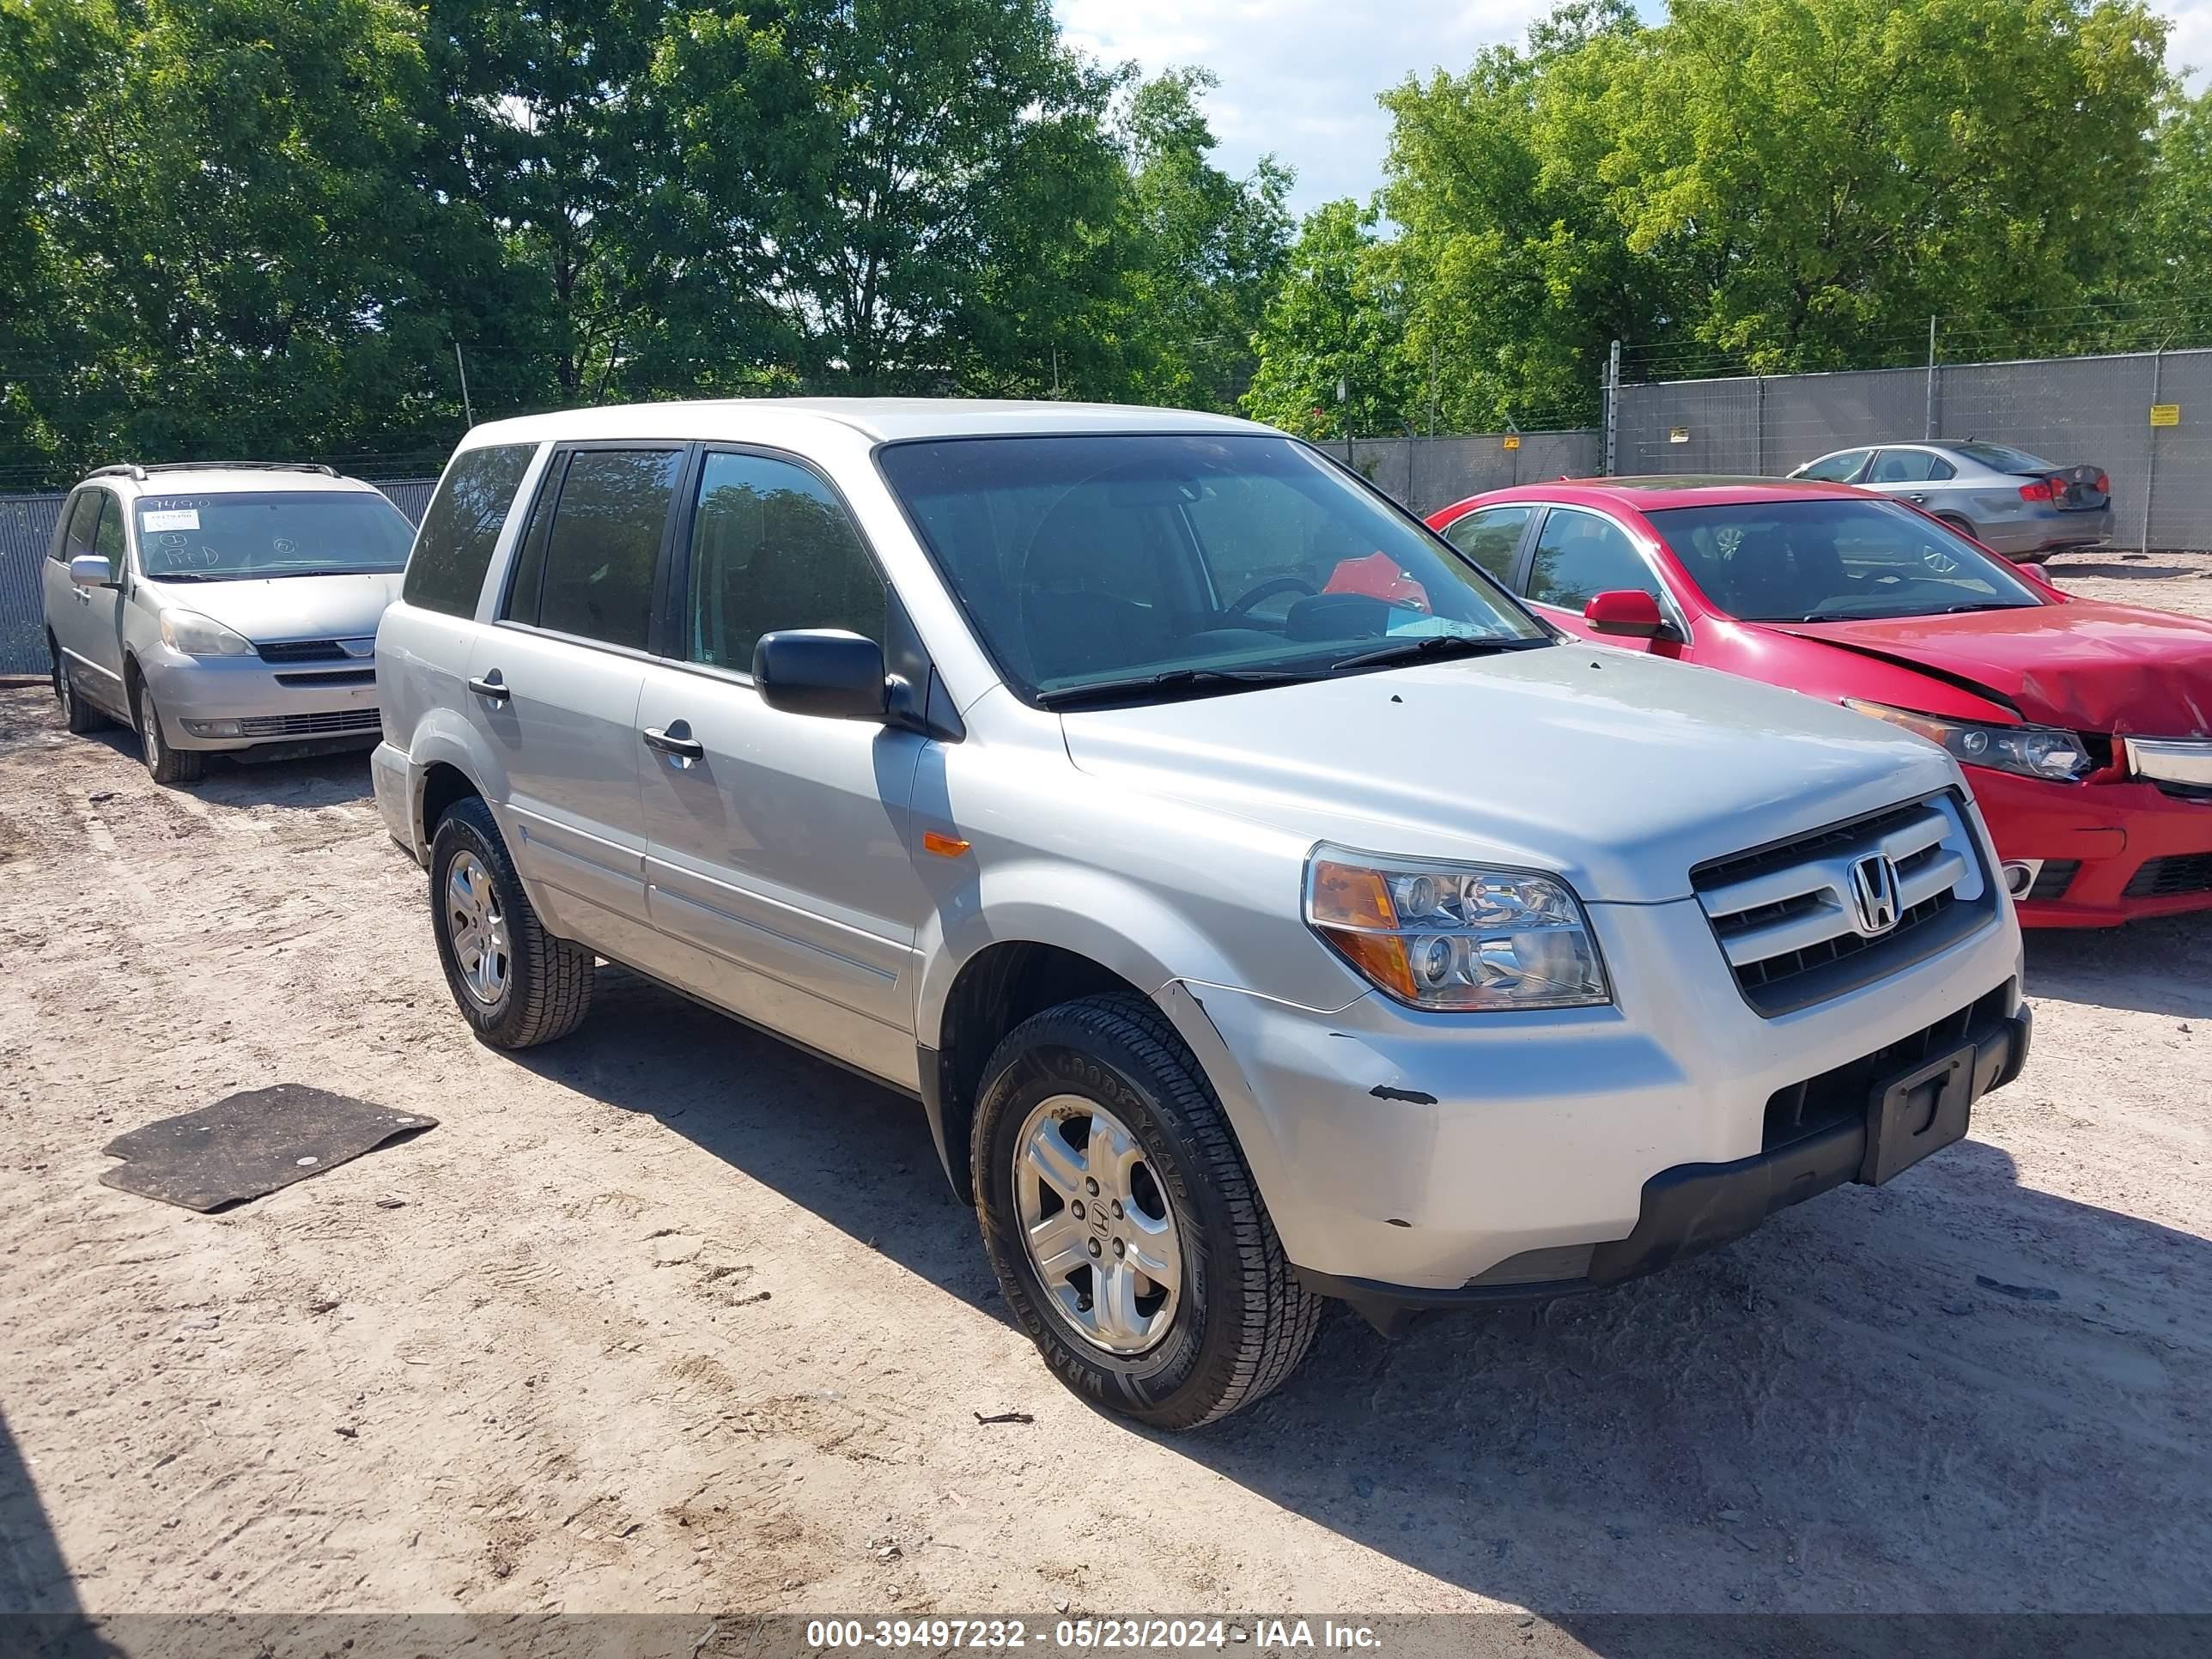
[1923,315,1938,440]
[454,342,476,429]
[1603,340,1620,476]
[1050,345,1061,398]
[1428,338,1438,439]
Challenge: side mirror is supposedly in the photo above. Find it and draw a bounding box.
[69,554,115,589]
[1583,588,1668,639]
[753,629,890,721]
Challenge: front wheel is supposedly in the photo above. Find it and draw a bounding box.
[972,994,1322,1429]
[428,795,593,1048]
[134,684,203,783]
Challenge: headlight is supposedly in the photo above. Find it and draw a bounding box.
[1843,699,2093,781]
[159,609,254,657]
[1304,848,1611,1012]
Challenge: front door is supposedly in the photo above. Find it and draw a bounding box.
[634,447,936,1087]
[471,444,687,958]
[1517,505,1688,660]
[49,489,131,717]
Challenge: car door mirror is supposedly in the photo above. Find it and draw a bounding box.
[753,629,890,721]
[1583,589,1668,639]
[69,554,116,589]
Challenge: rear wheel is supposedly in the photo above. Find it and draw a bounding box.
[134,683,203,784]
[428,795,593,1048]
[53,643,103,735]
[972,993,1322,1429]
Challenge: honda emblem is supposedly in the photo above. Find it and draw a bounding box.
[1848,854,1902,937]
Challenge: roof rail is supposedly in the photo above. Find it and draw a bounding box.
[85,460,339,482]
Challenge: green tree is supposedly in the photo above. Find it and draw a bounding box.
[1243,199,1417,439]
[1110,68,1293,410]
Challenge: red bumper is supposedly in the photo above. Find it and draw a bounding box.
[1971,765,2212,927]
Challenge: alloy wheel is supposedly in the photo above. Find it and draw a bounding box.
[445,850,512,1006]
[1012,1093,1182,1354]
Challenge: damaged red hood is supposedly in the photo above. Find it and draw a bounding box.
[1772,600,2212,736]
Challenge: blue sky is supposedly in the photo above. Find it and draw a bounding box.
[1054,0,2212,219]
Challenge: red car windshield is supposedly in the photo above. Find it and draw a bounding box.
[1646,498,2045,623]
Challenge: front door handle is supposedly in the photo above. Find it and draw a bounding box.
[467,673,511,702]
[642,723,703,760]
[1906,493,1928,503]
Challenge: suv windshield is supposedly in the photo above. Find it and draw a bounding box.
[877,434,1547,704]
[133,490,416,580]
[1648,498,2045,623]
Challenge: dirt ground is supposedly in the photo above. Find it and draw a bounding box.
[2,554,2209,1626]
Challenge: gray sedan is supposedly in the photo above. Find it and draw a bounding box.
[1789,441,2112,562]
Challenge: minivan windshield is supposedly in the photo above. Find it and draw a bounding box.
[133,491,416,580]
[876,434,1547,705]
[1648,498,2045,623]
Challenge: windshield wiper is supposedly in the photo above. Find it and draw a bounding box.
[1328,633,1543,672]
[1937,602,2031,614]
[258,567,391,579]
[1036,666,1325,710]
[143,570,217,583]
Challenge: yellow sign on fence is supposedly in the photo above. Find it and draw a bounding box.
[2151,404,2182,427]
[1502,434,1521,451]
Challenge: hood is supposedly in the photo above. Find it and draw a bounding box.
[142,570,404,645]
[1059,647,1961,904]
[1772,602,2212,736]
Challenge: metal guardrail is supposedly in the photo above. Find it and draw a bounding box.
[0,478,437,678]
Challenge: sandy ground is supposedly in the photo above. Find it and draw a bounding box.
[1,556,2209,1626]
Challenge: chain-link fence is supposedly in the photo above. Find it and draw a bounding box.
[1613,346,2212,551]
[0,478,438,678]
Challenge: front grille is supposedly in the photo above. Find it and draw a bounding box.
[234,708,382,738]
[1693,792,1995,1018]
[1762,981,2015,1152]
[2124,854,2212,899]
[2025,860,2080,902]
[257,640,347,664]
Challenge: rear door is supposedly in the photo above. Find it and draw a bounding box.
[471,442,687,957]
[632,446,935,1086]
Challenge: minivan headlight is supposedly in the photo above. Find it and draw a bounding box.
[1843,699,2093,781]
[1304,848,1611,1012]
[159,609,255,658]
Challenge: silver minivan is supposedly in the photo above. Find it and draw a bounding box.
[43,462,416,781]
[374,399,2029,1426]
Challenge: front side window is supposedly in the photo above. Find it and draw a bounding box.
[1524,509,1664,611]
[1796,449,1870,483]
[685,452,884,672]
[1443,506,1531,582]
[1650,498,2044,623]
[510,448,683,651]
[405,444,536,617]
[134,491,416,581]
[57,490,104,563]
[876,434,1546,704]
[94,495,127,568]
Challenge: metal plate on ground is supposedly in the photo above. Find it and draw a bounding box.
[100,1085,436,1212]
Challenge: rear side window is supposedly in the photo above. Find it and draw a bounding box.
[403,444,536,617]
[684,452,884,672]
[513,448,683,651]
[1443,506,1531,582]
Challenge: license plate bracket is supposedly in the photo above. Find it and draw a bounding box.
[1860,1044,1976,1186]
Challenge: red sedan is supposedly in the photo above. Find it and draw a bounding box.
[1426,477,2212,927]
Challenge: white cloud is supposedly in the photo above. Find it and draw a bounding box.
[1056,0,2212,220]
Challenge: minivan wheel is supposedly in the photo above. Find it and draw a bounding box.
[972,994,1322,1429]
[134,684,203,784]
[428,796,593,1048]
[54,649,103,735]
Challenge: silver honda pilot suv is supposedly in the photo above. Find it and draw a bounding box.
[374,400,2030,1427]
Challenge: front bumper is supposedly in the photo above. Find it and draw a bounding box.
[1162,884,2024,1295]
[1972,763,2212,927]
[139,644,382,753]
[1294,999,2030,1328]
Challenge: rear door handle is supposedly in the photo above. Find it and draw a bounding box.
[467,673,511,702]
[642,724,703,760]
[1906,493,1928,503]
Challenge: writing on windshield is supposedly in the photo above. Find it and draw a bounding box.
[134,491,415,580]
